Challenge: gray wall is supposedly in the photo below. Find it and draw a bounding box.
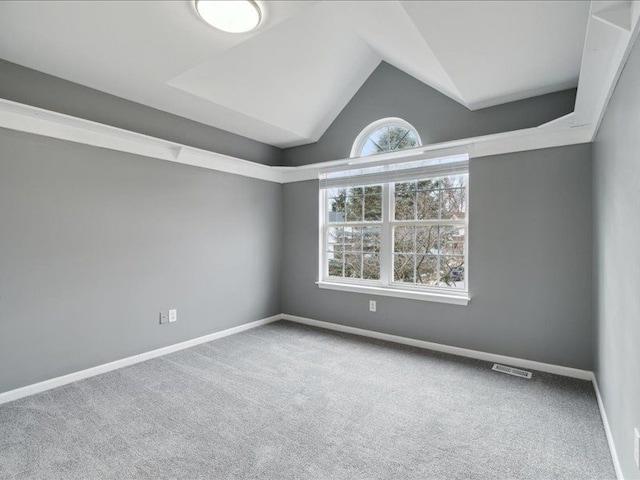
[282,62,577,166]
[282,144,593,370]
[0,59,282,166]
[0,128,282,394]
[593,34,640,479]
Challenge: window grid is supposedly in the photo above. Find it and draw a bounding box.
[322,175,468,294]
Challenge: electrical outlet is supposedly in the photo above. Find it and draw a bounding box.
[169,309,177,323]
[159,312,168,324]
[634,427,639,469]
[369,300,376,312]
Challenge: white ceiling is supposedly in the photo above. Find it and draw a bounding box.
[0,1,590,147]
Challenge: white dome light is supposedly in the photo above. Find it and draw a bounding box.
[195,0,261,34]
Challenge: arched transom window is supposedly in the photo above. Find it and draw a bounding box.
[318,116,469,305]
[351,117,422,158]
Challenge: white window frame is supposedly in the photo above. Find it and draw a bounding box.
[350,117,422,158]
[317,159,470,306]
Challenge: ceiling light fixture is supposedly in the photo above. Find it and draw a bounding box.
[195,0,261,34]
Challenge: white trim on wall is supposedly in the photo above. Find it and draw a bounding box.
[0,313,619,478]
[592,375,625,480]
[316,281,471,305]
[281,314,593,380]
[0,312,596,406]
[0,314,282,406]
[574,1,640,141]
[0,99,282,184]
[284,124,593,183]
[0,98,592,185]
[0,13,636,185]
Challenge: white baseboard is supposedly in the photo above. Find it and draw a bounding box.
[0,311,620,478]
[281,314,594,380]
[592,375,625,480]
[282,314,626,473]
[0,314,282,406]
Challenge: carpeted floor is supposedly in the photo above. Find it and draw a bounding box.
[0,320,614,479]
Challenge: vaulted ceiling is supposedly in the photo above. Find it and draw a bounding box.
[0,1,590,148]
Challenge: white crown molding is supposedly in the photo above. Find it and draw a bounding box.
[573,0,640,140]
[0,98,592,185]
[281,123,593,183]
[0,314,282,406]
[0,99,282,183]
[538,112,575,130]
[0,5,636,183]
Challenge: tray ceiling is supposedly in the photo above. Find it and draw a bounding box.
[0,1,590,147]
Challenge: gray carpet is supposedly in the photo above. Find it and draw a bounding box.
[0,320,614,479]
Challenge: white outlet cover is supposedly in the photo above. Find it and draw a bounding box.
[369,300,376,312]
[169,309,177,323]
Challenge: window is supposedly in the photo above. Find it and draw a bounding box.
[319,153,470,305]
[351,117,421,158]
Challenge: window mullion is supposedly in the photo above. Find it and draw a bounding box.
[380,183,392,286]
[320,189,328,280]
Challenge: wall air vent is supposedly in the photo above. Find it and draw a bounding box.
[492,364,532,379]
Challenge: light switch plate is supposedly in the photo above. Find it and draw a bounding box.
[159,312,168,324]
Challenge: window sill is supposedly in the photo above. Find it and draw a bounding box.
[316,281,470,306]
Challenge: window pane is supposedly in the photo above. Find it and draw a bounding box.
[441,188,466,219]
[355,122,421,157]
[446,174,467,188]
[369,128,387,153]
[364,194,382,221]
[440,256,465,288]
[345,196,364,222]
[395,194,415,220]
[326,188,344,198]
[343,227,362,252]
[394,226,414,253]
[393,254,415,283]
[416,226,439,255]
[329,186,381,224]
[395,181,415,194]
[328,192,346,223]
[363,254,380,280]
[324,169,467,291]
[363,227,381,252]
[390,225,465,288]
[361,139,381,156]
[395,181,417,220]
[440,226,465,256]
[416,255,439,285]
[394,226,439,255]
[327,252,344,277]
[344,253,362,278]
[418,178,442,190]
[327,227,344,252]
[417,188,439,220]
[398,130,419,150]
